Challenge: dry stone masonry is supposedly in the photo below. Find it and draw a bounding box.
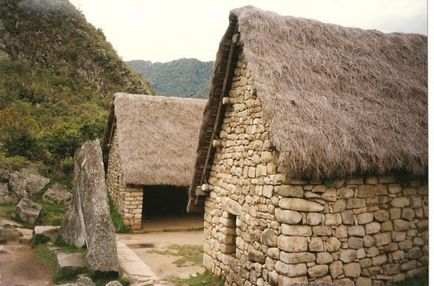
[202,55,428,286]
[106,130,143,230]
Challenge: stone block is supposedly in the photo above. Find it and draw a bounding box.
[356,277,372,286]
[374,232,392,247]
[365,222,381,234]
[393,219,410,231]
[358,213,373,224]
[333,199,347,212]
[308,265,328,278]
[275,208,302,224]
[342,210,355,225]
[374,210,389,222]
[390,198,410,208]
[280,252,315,264]
[389,208,401,220]
[401,208,415,221]
[330,261,343,278]
[325,213,342,225]
[343,263,361,278]
[348,237,364,249]
[339,249,357,263]
[309,237,324,252]
[281,225,312,236]
[348,225,365,237]
[277,235,307,252]
[261,229,276,246]
[275,261,307,277]
[278,198,323,212]
[347,198,366,209]
[312,226,332,236]
[316,252,333,264]
[306,213,322,225]
[325,237,341,252]
[363,235,375,247]
[372,255,387,266]
[275,185,303,197]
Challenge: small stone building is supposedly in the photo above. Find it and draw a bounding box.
[103,93,206,230]
[187,6,427,286]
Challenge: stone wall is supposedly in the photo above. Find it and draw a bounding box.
[203,53,429,286]
[106,128,143,230]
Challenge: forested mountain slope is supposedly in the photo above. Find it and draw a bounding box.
[128,58,213,98]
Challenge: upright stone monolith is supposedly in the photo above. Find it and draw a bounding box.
[60,140,119,272]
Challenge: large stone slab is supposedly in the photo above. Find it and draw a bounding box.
[60,140,119,272]
[43,183,72,205]
[15,198,42,225]
[9,168,50,198]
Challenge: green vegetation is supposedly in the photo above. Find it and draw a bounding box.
[39,201,66,226]
[109,198,130,233]
[393,276,428,286]
[0,0,153,183]
[128,58,213,98]
[167,271,224,286]
[0,203,15,217]
[150,244,203,267]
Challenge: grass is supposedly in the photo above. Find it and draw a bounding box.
[166,271,224,286]
[109,198,130,233]
[149,244,203,267]
[39,201,66,225]
[393,276,428,286]
[0,203,15,218]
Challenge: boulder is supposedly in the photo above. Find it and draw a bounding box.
[57,252,86,271]
[34,225,60,240]
[0,182,18,204]
[15,198,42,225]
[60,140,119,272]
[43,183,72,205]
[0,225,23,241]
[9,168,50,198]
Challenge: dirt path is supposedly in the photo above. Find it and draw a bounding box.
[0,242,53,286]
[117,230,205,281]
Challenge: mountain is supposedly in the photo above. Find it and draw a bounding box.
[0,0,153,180]
[128,58,213,98]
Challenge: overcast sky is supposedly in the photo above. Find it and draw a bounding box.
[69,0,427,63]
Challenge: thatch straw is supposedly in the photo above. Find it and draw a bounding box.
[210,6,427,180]
[104,93,206,186]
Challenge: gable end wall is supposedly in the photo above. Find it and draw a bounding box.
[203,53,428,286]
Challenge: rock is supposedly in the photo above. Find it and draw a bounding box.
[313,226,332,236]
[248,248,265,263]
[306,213,322,225]
[0,182,18,204]
[357,213,373,224]
[343,263,361,278]
[309,237,324,252]
[347,198,366,209]
[34,225,59,240]
[0,245,10,254]
[390,198,410,208]
[43,183,72,205]
[261,229,276,246]
[275,209,302,224]
[105,282,122,286]
[280,252,315,264]
[278,198,323,212]
[15,198,42,225]
[76,276,95,286]
[330,261,343,278]
[9,168,49,198]
[0,225,23,241]
[356,277,372,286]
[57,252,86,270]
[365,222,381,234]
[374,232,392,246]
[60,140,119,272]
[325,237,341,252]
[348,226,365,237]
[348,237,364,249]
[374,210,389,222]
[222,197,242,215]
[339,249,357,263]
[281,225,311,236]
[308,264,328,278]
[316,252,333,264]
[325,213,342,225]
[277,235,307,252]
[393,219,410,231]
[275,261,307,277]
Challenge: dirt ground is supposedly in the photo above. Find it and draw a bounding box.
[141,214,203,232]
[118,230,205,281]
[0,242,53,286]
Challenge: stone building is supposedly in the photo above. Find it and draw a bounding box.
[103,93,206,230]
[187,6,427,286]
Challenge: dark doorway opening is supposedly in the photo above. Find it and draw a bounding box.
[142,185,189,217]
[141,185,203,231]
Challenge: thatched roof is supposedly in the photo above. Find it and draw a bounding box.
[103,93,206,186]
[188,6,427,211]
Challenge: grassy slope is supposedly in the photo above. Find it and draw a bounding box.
[0,0,153,181]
